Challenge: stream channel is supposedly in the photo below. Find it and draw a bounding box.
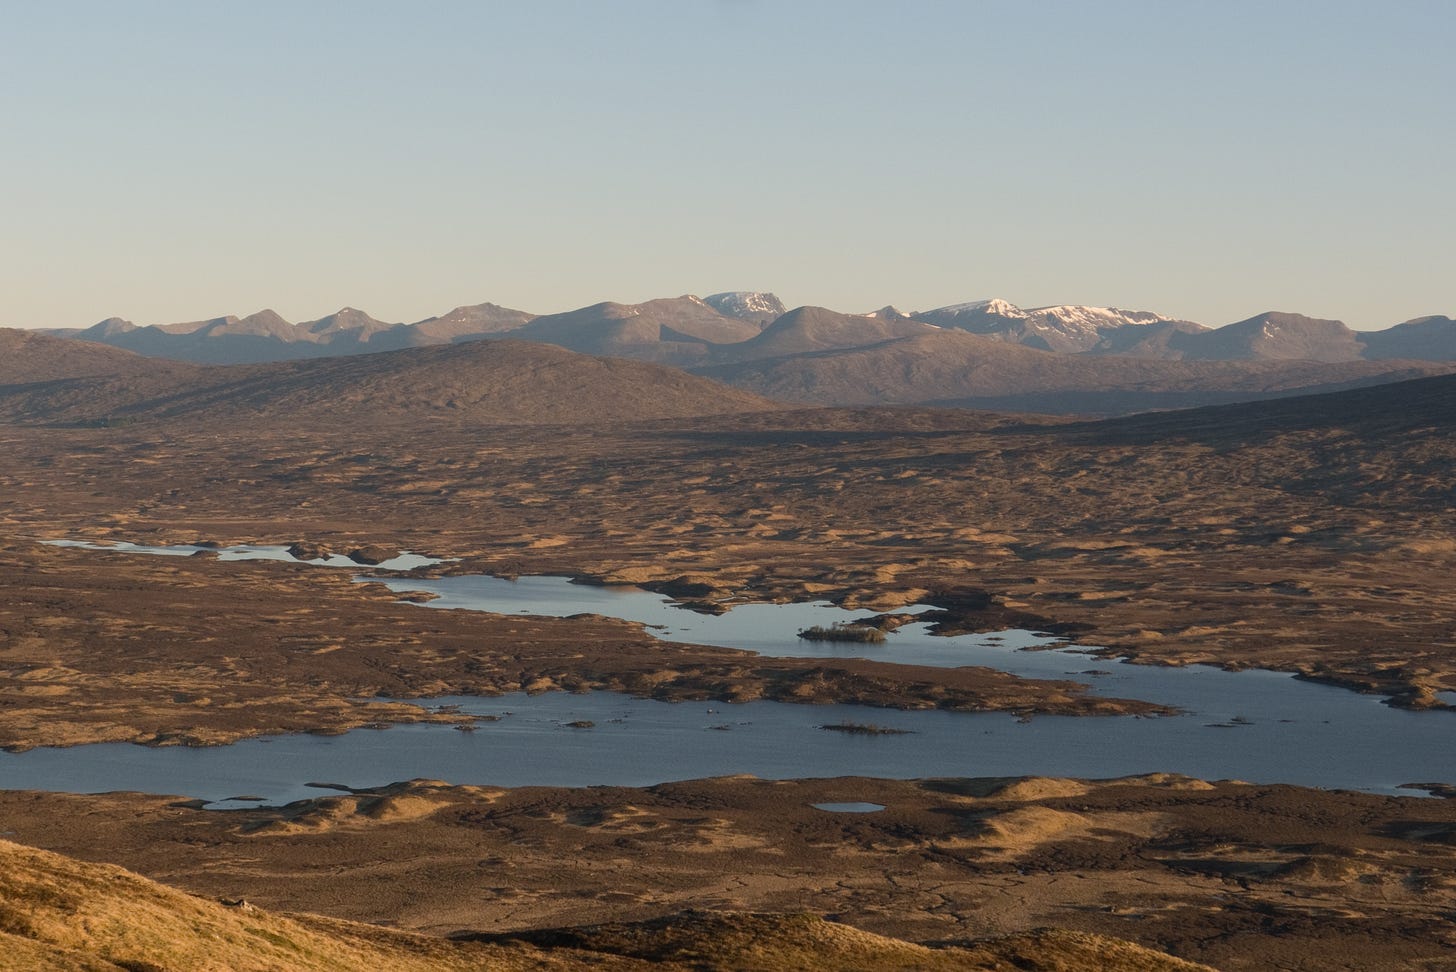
[6,541,1453,807]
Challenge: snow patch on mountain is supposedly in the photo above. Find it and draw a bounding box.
[704,292,788,321]
[925,298,1025,319]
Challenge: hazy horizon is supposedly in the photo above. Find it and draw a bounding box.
[4,1,1452,331]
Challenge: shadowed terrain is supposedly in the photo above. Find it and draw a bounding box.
[694,327,1455,413]
[0,332,779,427]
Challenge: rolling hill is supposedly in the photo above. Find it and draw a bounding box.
[0,334,779,428]
[694,327,1456,413]
[0,327,195,384]
[507,296,762,365]
[1170,311,1366,362]
[1361,315,1456,361]
[0,837,1213,972]
[56,303,538,365]
[714,306,938,362]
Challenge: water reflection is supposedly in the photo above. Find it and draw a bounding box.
[16,543,1452,804]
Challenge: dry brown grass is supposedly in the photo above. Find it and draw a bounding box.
[0,838,1212,971]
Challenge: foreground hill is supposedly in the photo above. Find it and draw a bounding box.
[0,837,1213,971]
[696,327,1455,413]
[0,338,779,427]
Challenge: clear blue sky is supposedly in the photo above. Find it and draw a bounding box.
[3,0,1452,330]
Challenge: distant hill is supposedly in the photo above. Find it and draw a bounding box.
[0,337,778,427]
[695,328,1456,414]
[25,291,1456,416]
[1087,319,1211,358]
[409,302,538,343]
[717,306,938,362]
[508,296,762,366]
[40,293,1456,368]
[1360,315,1456,361]
[914,299,1208,354]
[60,302,538,365]
[1170,311,1366,362]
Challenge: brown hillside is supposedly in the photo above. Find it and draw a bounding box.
[0,338,780,427]
[697,328,1455,414]
[0,327,196,384]
[1175,311,1365,361]
[719,305,937,361]
[0,838,1210,972]
[511,297,761,365]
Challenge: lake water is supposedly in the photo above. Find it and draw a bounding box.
[7,542,1452,805]
[369,571,1068,667]
[0,685,1449,807]
[41,539,444,572]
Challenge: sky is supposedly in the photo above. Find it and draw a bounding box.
[2,0,1452,331]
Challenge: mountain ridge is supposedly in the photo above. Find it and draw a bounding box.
[38,293,1456,367]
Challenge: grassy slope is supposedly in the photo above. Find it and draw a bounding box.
[0,839,1212,972]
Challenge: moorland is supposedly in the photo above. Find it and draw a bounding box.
[1,314,1454,970]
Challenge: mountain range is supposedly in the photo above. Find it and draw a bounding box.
[11,291,1454,419]
[38,293,1456,368]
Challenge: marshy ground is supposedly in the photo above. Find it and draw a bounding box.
[1,381,1453,968]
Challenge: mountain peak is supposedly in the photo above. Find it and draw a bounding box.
[862,305,912,321]
[1174,311,1362,362]
[923,298,1025,318]
[704,292,787,324]
[303,307,396,336]
[79,317,138,338]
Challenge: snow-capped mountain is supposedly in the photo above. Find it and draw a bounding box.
[920,298,1026,322]
[914,299,1201,353]
[46,291,1456,370]
[703,292,787,326]
[861,305,914,321]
